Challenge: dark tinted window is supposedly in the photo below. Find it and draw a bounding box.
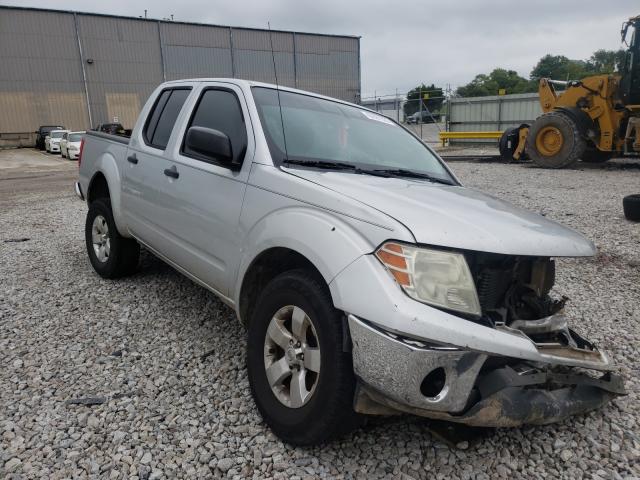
[144,89,190,150]
[41,126,63,134]
[183,89,247,165]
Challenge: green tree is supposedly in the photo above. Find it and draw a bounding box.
[530,54,591,81]
[403,84,444,117]
[586,49,626,73]
[456,69,535,97]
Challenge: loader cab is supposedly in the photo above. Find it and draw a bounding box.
[620,16,640,105]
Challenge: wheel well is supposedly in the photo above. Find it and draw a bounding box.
[87,173,110,204]
[239,247,327,327]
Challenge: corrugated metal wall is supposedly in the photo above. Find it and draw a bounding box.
[448,93,542,144]
[78,15,164,129]
[0,9,88,137]
[0,7,360,147]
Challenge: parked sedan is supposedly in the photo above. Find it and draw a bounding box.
[45,129,70,154]
[406,111,441,124]
[60,131,85,159]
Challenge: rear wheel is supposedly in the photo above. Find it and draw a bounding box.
[247,269,358,445]
[526,112,586,168]
[498,124,529,161]
[581,149,612,163]
[498,127,518,161]
[85,198,139,278]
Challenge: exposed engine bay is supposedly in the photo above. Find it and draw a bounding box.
[467,253,593,349]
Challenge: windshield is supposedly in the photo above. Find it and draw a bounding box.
[69,133,83,142]
[50,131,65,138]
[252,87,453,181]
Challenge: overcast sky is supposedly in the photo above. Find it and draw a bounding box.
[5,0,639,98]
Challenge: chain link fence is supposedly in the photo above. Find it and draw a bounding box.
[360,86,451,146]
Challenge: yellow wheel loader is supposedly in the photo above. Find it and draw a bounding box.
[500,15,640,168]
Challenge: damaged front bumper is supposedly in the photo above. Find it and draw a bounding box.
[349,315,626,427]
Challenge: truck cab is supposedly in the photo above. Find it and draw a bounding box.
[76,79,625,445]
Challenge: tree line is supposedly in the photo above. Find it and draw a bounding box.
[404,49,625,117]
[456,49,625,97]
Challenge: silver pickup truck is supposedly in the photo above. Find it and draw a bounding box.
[76,79,624,445]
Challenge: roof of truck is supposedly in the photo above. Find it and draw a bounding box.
[161,78,360,108]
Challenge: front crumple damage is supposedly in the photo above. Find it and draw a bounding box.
[350,315,626,427]
[332,238,627,427]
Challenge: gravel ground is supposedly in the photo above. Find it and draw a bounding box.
[1,158,639,479]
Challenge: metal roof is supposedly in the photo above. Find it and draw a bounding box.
[0,5,361,39]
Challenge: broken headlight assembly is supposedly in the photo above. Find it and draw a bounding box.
[375,242,481,317]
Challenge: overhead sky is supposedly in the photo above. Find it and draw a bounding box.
[4,0,639,98]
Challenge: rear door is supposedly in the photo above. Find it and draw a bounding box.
[121,86,193,256]
[155,83,255,296]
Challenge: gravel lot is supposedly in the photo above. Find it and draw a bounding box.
[1,151,639,479]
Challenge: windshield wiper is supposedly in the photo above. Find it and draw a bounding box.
[369,168,455,185]
[283,158,358,170]
[282,159,454,185]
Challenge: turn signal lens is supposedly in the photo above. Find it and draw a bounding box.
[375,243,411,286]
[375,242,481,317]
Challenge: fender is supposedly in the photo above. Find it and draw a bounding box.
[555,106,598,143]
[232,204,408,309]
[87,152,131,237]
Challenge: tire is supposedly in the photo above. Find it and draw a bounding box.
[247,269,358,445]
[498,127,517,161]
[526,111,586,169]
[581,149,612,163]
[85,198,140,278]
[623,194,640,222]
[61,151,66,159]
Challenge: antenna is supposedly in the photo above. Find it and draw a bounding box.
[268,22,289,162]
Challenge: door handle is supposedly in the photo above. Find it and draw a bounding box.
[127,154,138,164]
[164,166,179,179]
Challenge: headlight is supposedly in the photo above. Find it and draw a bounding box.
[375,242,481,317]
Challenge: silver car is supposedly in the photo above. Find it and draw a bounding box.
[76,79,625,445]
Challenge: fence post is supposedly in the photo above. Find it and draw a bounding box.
[419,86,423,140]
[446,84,451,134]
[395,88,399,122]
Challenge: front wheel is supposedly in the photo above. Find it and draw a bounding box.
[247,269,358,445]
[85,198,140,278]
[526,112,586,169]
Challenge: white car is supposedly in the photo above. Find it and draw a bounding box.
[60,131,85,159]
[45,129,70,154]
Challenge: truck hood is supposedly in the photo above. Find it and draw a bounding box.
[286,169,596,257]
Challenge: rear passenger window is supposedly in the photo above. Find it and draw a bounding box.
[182,89,247,166]
[144,88,191,150]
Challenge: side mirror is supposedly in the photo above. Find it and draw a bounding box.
[184,126,234,165]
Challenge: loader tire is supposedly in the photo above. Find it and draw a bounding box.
[623,194,640,222]
[581,149,613,163]
[498,128,518,161]
[526,112,586,169]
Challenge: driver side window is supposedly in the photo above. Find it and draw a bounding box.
[181,88,247,167]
